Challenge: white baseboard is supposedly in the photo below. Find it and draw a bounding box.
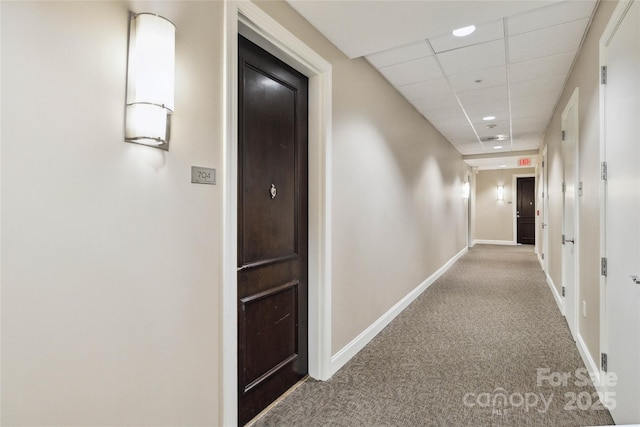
[329,246,468,377]
[546,272,564,314]
[472,239,515,246]
[576,333,602,392]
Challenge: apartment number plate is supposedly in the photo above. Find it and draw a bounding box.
[191,166,216,185]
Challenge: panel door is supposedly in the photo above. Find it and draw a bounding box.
[238,35,309,426]
[517,177,536,245]
[562,90,579,340]
[602,1,640,422]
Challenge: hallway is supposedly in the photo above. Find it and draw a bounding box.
[253,245,614,426]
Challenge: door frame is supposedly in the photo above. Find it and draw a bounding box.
[223,2,333,425]
[511,173,535,245]
[541,146,549,273]
[561,87,580,337]
[599,0,638,402]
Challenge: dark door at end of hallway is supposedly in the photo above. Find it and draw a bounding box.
[237,35,309,426]
[517,177,535,245]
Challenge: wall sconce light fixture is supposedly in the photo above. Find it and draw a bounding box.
[125,13,175,150]
[497,185,505,202]
[462,181,470,199]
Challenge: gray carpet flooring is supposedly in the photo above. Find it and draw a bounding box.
[254,245,615,426]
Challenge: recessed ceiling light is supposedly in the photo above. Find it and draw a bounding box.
[500,164,507,168]
[483,115,496,121]
[452,25,476,37]
[493,145,503,149]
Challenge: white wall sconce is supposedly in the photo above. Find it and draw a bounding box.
[125,13,175,150]
[462,181,470,199]
[497,185,505,202]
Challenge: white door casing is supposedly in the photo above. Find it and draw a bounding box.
[600,0,640,423]
[223,2,333,425]
[562,88,580,340]
[542,146,549,273]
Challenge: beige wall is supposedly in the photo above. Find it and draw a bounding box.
[1,1,224,425]
[474,168,535,243]
[1,0,468,424]
[540,0,617,366]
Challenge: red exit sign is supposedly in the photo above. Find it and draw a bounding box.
[519,158,531,166]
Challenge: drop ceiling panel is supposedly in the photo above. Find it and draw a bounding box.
[397,77,451,101]
[429,19,504,53]
[510,74,567,98]
[412,93,460,113]
[365,40,432,68]
[512,115,550,130]
[437,39,506,76]
[464,99,510,118]
[508,18,589,64]
[508,51,575,82]
[511,94,558,117]
[286,0,557,58]
[377,56,442,86]
[286,0,597,162]
[448,66,507,92]
[476,120,510,137]
[507,0,596,36]
[456,85,508,105]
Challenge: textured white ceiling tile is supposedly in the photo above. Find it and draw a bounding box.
[429,19,504,53]
[437,39,506,76]
[421,107,467,121]
[448,66,508,92]
[397,78,452,101]
[433,123,476,139]
[475,120,510,137]
[508,52,575,83]
[464,99,510,119]
[365,40,432,69]
[510,74,567,98]
[427,115,472,131]
[512,114,549,129]
[507,0,597,36]
[412,93,460,113]
[511,93,558,117]
[508,18,589,64]
[457,85,508,105]
[378,56,442,86]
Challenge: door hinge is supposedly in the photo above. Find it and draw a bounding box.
[562,130,566,141]
[601,161,608,180]
[601,352,608,372]
[541,253,545,260]
[578,181,583,197]
[562,182,567,193]
[601,257,608,276]
[562,286,566,297]
[542,161,545,168]
[601,65,607,85]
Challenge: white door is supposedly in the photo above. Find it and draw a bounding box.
[562,89,579,339]
[601,0,640,423]
[541,147,549,273]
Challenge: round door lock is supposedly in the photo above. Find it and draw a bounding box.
[270,184,277,199]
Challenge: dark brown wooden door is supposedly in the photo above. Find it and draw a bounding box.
[517,177,535,245]
[237,35,308,425]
